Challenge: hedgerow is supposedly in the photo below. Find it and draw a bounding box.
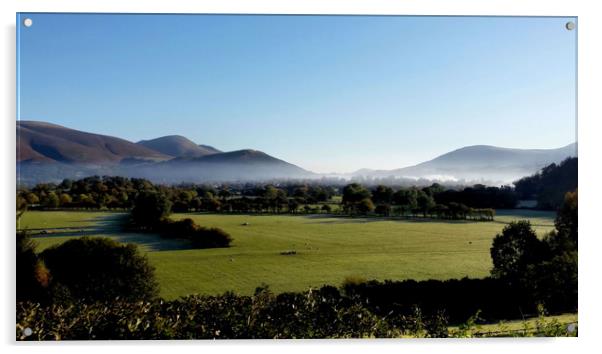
[17,286,406,340]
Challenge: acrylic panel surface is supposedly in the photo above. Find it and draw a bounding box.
[16,13,577,340]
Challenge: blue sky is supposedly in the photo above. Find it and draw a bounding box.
[17,14,576,173]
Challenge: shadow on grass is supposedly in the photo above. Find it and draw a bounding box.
[490,219,554,228]
[112,233,194,252]
[168,211,554,228]
[301,213,553,226]
[175,212,490,225]
[303,214,477,225]
[20,214,127,234]
[23,213,195,252]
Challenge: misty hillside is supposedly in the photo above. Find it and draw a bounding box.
[354,143,577,184]
[186,149,287,164]
[137,135,221,158]
[132,149,315,182]
[17,121,169,164]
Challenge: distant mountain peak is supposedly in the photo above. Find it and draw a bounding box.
[188,149,283,164]
[228,149,266,156]
[18,120,66,128]
[137,135,221,157]
[139,134,189,142]
[145,148,314,182]
[17,120,169,164]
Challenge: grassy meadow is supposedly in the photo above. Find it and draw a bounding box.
[448,313,577,337]
[18,209,556,299]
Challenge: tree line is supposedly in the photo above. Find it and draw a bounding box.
[514,157,577,210]
[342,183,498,220]
[17,158,577,217]
[18,176,518,220]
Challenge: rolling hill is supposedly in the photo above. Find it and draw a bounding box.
[131,149,315,182]
[17,120,314,184]
[353,143,577,184]
[137,135,221,158]
[17,121,169,164]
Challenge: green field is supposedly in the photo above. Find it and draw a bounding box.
[19,209,556,299]
[449,313,577,337]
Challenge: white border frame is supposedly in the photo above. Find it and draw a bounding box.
[2,1,601,354]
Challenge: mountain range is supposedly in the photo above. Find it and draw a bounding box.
[17,121,313,184]
[17,121,169,164]
[17,120,577,185]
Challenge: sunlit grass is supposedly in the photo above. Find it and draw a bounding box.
[20,210,555,298]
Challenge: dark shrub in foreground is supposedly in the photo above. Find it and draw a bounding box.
[490,221,548,284]
[343,276,577,325]
[16,286,405,340]
[343,277,529,324]
[16,232,49,302]
[555,189,578,245]
[525,250,578,309]
[40,237,159,302]
[16,285,576,340]
[487,191,577,311]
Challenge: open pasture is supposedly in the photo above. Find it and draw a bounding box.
[19,210,555,298]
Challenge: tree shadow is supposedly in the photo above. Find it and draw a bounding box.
[112,233,194,252]
[302,214,477,225]
[24,213,195,252]
[22,214,125,236]
[490,219,553,228]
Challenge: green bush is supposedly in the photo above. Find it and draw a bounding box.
[157,218,197,238]
[156,218,232,248]
[16,232,49,302]
[489,191,577,309]
[490,221,548,284]
[131,191,172,228]
[190,227,232,248]
[341,275,367,296]
[40,237,159,303]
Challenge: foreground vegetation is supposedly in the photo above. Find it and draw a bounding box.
[16,286,576,340]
